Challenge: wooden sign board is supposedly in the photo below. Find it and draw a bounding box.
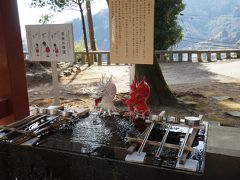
[26,24,74,62]
[109,0,154,64]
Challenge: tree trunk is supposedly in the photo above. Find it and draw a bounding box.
[86,0,97,61]
[135,58,177,105]
[79,3,91,66]
[106,0,177,105]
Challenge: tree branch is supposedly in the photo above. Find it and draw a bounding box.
[71,0,78,5]
[54,0,64,6]
[77,0,84,6]
[64,8,79,11]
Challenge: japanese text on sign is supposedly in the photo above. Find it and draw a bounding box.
[109,0,154,64]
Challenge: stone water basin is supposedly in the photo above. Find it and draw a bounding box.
[37,112,207,173]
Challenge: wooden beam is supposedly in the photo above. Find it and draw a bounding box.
[128,137,193,152]
[0,98,9,119]
[127,143,138,153]
[179,128,199,164]
[6,114,41,128]
[0,0,29,125]
[0,125,27,134]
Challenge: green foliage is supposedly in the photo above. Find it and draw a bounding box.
[74,39,85,51]
[38,14,54,24]
[30,0,95,11]
[74,39,85,62]
[30,0,76,23]
[30,0,81,12]
[154,0,185,50]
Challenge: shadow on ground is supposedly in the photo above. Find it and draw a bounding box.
[27,60,240,127]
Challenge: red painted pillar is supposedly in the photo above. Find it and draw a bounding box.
[0,0,29,125]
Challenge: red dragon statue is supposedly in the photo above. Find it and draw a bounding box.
[124,78,150,120]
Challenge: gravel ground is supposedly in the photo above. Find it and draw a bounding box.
[28,59,240,126]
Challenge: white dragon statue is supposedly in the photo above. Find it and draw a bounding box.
[93,75,117,116]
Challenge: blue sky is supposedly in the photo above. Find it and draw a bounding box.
[17,0,108,38]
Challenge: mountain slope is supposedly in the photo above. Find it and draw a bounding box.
[23,0,240,51]
[70,9,109,50]
[177,0,240,49]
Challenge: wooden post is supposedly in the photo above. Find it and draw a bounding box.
[226,52,231,59]
[107,52,110,65]
[237,51,240,58]
[51,61,60,105]
[207,52,211,62]
[197,52,202,62]
[159,52,164,61]
[169,51,174,62]
[98,53,102,65]
[216,52,221,60]
[188,52,192,62]
[90,53,94,65]
[0,0,29,125]
[154,52,159,62]
[178,52,183,62]
[81,53,86,64]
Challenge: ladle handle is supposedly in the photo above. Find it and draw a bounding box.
[178,127,192,159]
[138,122,154,154]
[155,123,171,157]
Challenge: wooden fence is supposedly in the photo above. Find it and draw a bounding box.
[24,49,240,65]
